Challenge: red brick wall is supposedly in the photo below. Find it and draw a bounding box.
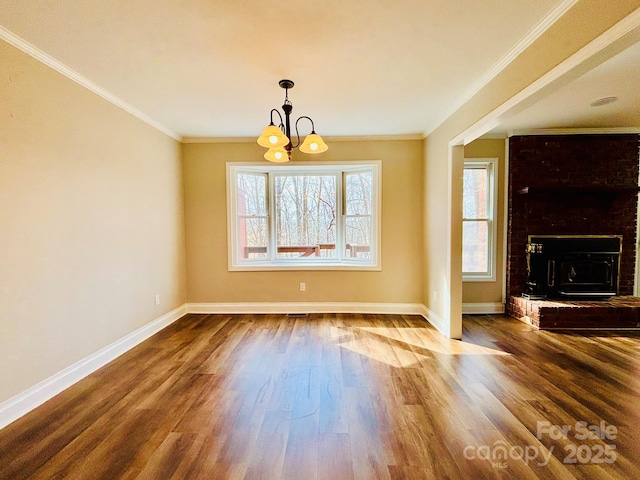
[507,134,640,298]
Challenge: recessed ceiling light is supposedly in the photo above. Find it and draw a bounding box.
[590,96,618,107]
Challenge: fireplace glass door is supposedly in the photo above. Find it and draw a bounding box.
[525,235,621,299]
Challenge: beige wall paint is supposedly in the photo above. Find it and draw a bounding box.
[183,140,423,304]
[0,40,186,403]
[462,138,506,305]
[423,0,640,336]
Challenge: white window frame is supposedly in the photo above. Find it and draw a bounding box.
[227,161,381,271]
[462,158,497,282]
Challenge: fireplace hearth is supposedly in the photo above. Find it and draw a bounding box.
[505,134,639,328]
[524,235,621,300]
[509,295,640,329]
[506,134,639,301]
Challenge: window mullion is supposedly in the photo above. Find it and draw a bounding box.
[228,162,379,270]
[268,172,277,262]
[336,172,344,262]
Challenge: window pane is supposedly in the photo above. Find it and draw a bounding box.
[275,175,337,258]
[463,220,488,273]
[239,217,268,259]
[229,163,380,270]
[463,168,488,219]
[345,171,372,215]
[237,173,266,216]
[345,216,371,259]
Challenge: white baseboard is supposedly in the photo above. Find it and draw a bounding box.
[186,301,426,315]
[0,304,187,430]
[187,301,448,336]
[417,304,447,336]
[462,302,505,314]
[0,301,448,430]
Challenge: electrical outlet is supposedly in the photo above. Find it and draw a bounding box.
[155,294,160,306]
[433,290,437,301]
[300,282,306,292]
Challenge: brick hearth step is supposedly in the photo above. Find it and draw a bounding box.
[508,295,640,329]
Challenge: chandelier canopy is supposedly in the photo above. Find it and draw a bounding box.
[257,80,328,162]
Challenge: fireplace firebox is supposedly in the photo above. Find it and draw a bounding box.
[524,235,621,300]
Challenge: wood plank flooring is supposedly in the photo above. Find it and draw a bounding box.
[1,313,639,479]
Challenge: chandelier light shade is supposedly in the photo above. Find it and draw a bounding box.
[257,124,289,148]
[257,79,328,162]
[264,147,289,162]
[299,132,328,154]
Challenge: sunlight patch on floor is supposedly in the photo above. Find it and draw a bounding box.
[338,338,429,368]
[353,327,511,357]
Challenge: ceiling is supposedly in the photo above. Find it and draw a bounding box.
[492,32,640,135]
[1,0,639,140]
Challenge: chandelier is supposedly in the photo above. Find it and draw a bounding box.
[257,79,328,162]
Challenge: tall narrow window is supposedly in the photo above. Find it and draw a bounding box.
[227,162,381,270]
[463,159,497,280]
[344,170,373,259]
[236,172,268,259]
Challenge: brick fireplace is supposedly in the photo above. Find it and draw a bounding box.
[506,134,640,328]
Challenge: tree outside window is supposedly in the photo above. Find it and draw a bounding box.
[228,162,380,270]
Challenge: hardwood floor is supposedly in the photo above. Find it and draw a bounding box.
[1,313,639,479]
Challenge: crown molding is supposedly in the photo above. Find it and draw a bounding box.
[510,127,640,136]
[425,0,580,136]
[478,133,508,140]
[182,134,425,144]
[325,134,425,142]
[451,7,640,146]
[0,27,182,142]
[182,136,256,144]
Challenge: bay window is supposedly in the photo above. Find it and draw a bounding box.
[227,162,380,270]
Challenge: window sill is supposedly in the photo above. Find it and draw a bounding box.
[229,262,381,272]
[463,275,497,283]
